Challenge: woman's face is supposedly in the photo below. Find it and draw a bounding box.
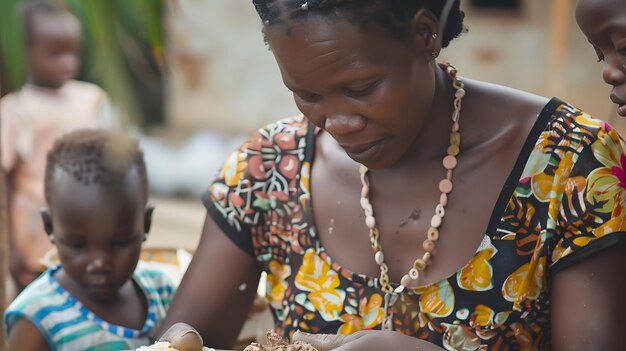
[576,0,626,116]
[265,16,436,169]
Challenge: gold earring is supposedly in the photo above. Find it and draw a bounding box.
[432,33,438,40]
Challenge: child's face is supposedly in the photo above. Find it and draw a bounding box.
[576,0,626,116]
[43,166,150,302]
[27,12,81,88]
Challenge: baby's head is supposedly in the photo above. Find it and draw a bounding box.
[41,129,152,301]
[576,0,626,116]
[22,0,81,88]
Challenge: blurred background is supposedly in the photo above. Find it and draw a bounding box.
[0,0,622,347]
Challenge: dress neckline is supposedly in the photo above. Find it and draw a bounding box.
[300,97,564,292]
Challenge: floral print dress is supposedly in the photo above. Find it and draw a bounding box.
[202,98,626,350]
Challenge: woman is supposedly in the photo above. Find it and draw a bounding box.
[162,1,626,350]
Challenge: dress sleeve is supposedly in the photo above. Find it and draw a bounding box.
[202,130,273,256]
[550,120,626,273]
[202,117,310,257]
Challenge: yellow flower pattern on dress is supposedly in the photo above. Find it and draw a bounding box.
[457,236,497,291]
[221,149,248,187]
[266,260,291,308]
[295,249,345,321]
[502,256,546,309]
[204,102,626,350]
[338,294,384,334]
[587,127,626,217]
[418,280,455,319]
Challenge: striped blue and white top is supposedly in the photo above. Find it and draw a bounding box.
[4,262,176,351]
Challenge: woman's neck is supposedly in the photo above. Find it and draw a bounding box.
[394,62,458,168]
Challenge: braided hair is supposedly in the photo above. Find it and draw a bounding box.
[252,0,466,48]
[44,129,149,204]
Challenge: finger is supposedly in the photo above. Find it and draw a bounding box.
[159,322,198,343]
[169,329,204,351]
[292,331,356,351]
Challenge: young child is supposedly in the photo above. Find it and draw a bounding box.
[576,0,626,116]
[1,0,114,290]
[3,129,175,351]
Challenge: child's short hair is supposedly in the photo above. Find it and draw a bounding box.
[44,129,148,204]
[21,0,75,44]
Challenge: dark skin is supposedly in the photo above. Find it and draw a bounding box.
[576,0,626,116]
[7,166,154,351]
[162,6,626,350]
[6,10,82,291]
[26,11,81,88]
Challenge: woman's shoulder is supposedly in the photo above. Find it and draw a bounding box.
[235,114,313,161]
[464,79,550,118]
[251,114,311,142]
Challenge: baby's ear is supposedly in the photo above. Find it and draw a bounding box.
[40,208,54,242]
[143,203,155,240]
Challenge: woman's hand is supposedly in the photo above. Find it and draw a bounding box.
[159,322,204,351]
[292,330,446,351]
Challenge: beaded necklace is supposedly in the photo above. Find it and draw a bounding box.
[358,63,465,330]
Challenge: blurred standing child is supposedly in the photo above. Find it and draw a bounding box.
[4,129,175,351]
[1,0,114,290]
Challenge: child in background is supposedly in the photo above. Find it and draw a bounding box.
[576,0,626,116]
[4,129,175,351]
[1,0,114,290]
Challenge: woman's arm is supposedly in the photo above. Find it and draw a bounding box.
[7,318,51,351]
[159,214,262,349]
[551,243,626,351]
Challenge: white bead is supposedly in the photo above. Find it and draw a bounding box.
[365,215,376,228]
[455,88,466,98]
[394,284,406,293]
[431,214,442,228]
[409,268,419,280]
[435,204,445,217]
[360,197,370,209]
[363,204,373,217]
[375,251,385,265]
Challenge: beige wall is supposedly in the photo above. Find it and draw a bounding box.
[165,0,622,134]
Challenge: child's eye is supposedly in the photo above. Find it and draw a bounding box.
[66,241,85,250]
[617,47,626,58]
